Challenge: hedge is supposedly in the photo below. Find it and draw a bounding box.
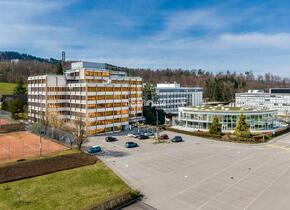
[0,152,97,183]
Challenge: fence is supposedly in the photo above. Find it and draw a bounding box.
[0,132,66,162]
[0,122,25,134]
[30,123,74,147]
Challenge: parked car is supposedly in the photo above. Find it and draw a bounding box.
[128,132,138,137]
[125,141,138,148]
[138,135,149,140]
[143,131,154,136]
[159,134,169,140]
[105,136,117,142]
[87,145,102,154]
[171,136,183,143]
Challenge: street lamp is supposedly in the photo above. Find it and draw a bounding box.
[155,109,160,141]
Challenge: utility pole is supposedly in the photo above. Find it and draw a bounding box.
[156,110,159,141]
[39,112,42,157]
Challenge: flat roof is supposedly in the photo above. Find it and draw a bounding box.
[183,105,276,113]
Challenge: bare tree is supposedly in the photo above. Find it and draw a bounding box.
[65,117,88,150]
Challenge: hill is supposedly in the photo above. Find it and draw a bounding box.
[1,51,290,102]
[0,51,59,64]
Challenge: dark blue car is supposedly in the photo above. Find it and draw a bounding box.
[125,141,138,148]
[171,136,183,143]
[87,146,102,154]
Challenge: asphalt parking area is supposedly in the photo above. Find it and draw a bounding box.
[87,131,290,210]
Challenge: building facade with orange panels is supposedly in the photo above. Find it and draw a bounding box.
[28,61,143,135]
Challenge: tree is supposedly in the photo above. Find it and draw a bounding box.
[6,97,24,119]
[56,62,63,75]
[143,83,157,103]
[66,117,87,150]
[143,106,165,125]
[14,79,27,95]
[234,113,251,138]
[209,116,222,135]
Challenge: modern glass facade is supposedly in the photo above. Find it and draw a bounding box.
[178,106,278,132]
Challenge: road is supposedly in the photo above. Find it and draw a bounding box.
[86,131,290,210]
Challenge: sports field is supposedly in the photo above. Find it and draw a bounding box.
[0,131,67,162]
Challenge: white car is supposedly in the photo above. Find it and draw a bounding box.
[128,133,138,137]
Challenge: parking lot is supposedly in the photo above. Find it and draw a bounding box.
[86,131,290,210]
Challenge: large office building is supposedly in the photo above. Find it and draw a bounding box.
[236,89,290,116]
[153,83,203,114]
[177,106,278,133]
[28,61,143,136]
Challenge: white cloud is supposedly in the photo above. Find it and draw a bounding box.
[152,8,233,41]
[0,2,290,76]
[217,33,290,49]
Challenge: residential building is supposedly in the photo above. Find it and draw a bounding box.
[28,61,143,136]
[236,89,290,116]
[153,83,203,114]
[177,106,278,133]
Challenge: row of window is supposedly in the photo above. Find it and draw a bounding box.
[29,86,142,93]
[111,80,142,85]
[88,110,129,118]
[87,102,128,109]
[28,95,46,100]
[28,79,46,84]
[129,107,143,112]
[85,70,110,77]
[87,117,129,126]
[87,95,129,100]
[87,126,123,135]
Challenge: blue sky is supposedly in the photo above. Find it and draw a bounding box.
[1,0,290,75]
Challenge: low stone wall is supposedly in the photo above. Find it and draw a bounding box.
[84,190,141,210]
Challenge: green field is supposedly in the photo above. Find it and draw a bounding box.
[0,82,17,95]
[0,162,132,210]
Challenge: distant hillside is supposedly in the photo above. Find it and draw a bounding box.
[0,51,59,64]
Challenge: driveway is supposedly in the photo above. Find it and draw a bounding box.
[87,131,290,210]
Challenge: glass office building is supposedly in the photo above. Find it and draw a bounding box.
[178,106,278,132]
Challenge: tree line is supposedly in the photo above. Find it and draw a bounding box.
[1,52,290,102]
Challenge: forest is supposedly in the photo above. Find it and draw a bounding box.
[1,51,290,102]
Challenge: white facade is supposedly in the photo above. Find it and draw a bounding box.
[153,83,203,114]
[236,91,290,116]
[178,106,278,132]
[28,61,143,136]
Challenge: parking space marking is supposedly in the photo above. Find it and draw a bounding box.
[88,130,290,210]
[266,144,290,152]
[243,166,290,210]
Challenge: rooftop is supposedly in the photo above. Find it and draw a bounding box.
[186,105,275,113]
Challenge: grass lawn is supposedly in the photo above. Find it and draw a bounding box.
[0,162,132,210]
[0,82,17,95]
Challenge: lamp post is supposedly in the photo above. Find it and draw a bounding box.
[156,109,160,141]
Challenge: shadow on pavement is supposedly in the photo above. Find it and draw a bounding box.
[97,150,129,158]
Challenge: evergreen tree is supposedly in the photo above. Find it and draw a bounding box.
[56,62,63,75]
[143,106,165,125]
[143,83,157,102]
[209,116,222,135]
[6,97,24,119]
[14,79,27,95]
[234,113,251,138]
